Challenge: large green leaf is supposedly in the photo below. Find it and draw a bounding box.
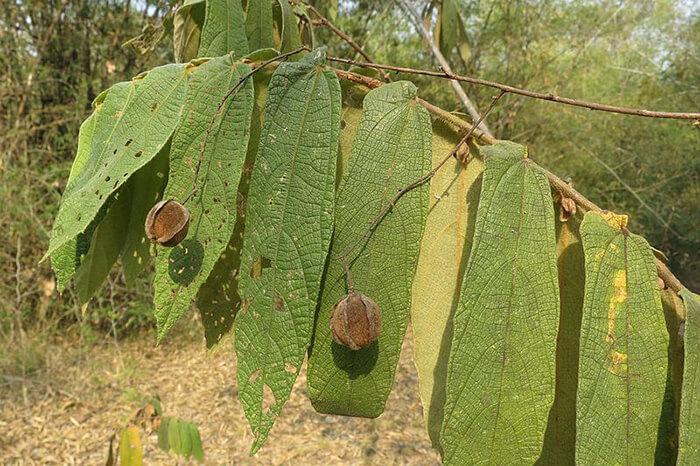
[679,288,700,464]
[538,211,586,465]
[246,0,274,51]
[46,64,189,263]
[196,69,273,348]
[120,144,170,286]
[307,80,432,417]
[234,50,341,453]
[174,0,206,63]
[440,141,560,465]
[576,211,668,464]
[199,0,249,58]
[410,123,483,448]
[154,56,254,340]
[275,0,302,53]
[73,186,132,304]
[51,86,129,291]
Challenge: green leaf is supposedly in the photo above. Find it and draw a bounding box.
[51,86,128,291]
[119,426,143,466]
[199,0,249,58]
[576,211,668,464]
[440,141,560,464]
[438,0,462,54]
[187,422,205,461]
[196,69,273,348]
[74,186,132,304]
[174,0,206,63]
[167,417,182,454]
[307,80,432,417]
[679,288,700,464]
[246,0,274,51]
[410,124,483,448]
[154,56,254,341]
[275,0,302,54]
[120,144,170,286]
[234,49,341,453]
[538,211,586,464]
[178,419,192,457]
[157,416,171,452]
[46,64,189,263]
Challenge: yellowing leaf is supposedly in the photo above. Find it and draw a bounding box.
[119,426,142,466]
[410,122,483,447]
[576,211,669,463]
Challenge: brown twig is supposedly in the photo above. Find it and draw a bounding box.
[302,3,391,81]
[332,67,685,294]
[327,56,700,121]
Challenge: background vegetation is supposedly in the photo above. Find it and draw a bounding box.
[1,0,698,369]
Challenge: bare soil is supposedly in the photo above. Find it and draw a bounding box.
[0,329,440,465]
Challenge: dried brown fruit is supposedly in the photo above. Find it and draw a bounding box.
[455,142,470,164]
[145,199,190,247]
[559,196,577,222]
[330,291,381,350]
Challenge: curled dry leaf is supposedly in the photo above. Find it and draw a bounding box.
[330,291,382,350]
[559,196,577,222]
[454,142,470,164]
[145,199,190,247]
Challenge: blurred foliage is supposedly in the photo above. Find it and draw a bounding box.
[0,0,173,337]
[1,0,697,340]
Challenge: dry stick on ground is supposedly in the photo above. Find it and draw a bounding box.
[396,0,494,136]
[303,3,391,82]
[337,91,506,291]
[329,56,700,121]
[333,68,685,295]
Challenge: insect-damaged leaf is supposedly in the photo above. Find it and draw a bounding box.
[307,81,431,417]
[154,56,254,340]
[46,63,189,263]
[199,0,249,58]
[410,123,483,447]
[576,211,668,464]
[440,141,559,465]
[174,0,205,63]
[196,69,272,348]
[245,0,274,51]
[234,49,341,453]
[679,288,700,464]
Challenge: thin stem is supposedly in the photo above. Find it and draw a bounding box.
[303,2,391,81]
[337,91,505,289]
[182,47,309,205]
[327,55,700,121]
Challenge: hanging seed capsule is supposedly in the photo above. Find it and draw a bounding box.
[330,291,381,350]
[145,199,190,247]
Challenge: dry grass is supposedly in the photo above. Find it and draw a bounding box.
[0,328,440,465]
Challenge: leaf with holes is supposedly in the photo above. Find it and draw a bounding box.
[440,141,560,464]
[245,0,274,51]
[679,288,700,464]
[307,80,431,417]
[199,0,248,58]
[234,49,341,453]
[196,69,273,348]
[154,56,254,341]
[410,124,483,447]
[576,211,668,464]
[45,63,189,264]
[174,0,205,63]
